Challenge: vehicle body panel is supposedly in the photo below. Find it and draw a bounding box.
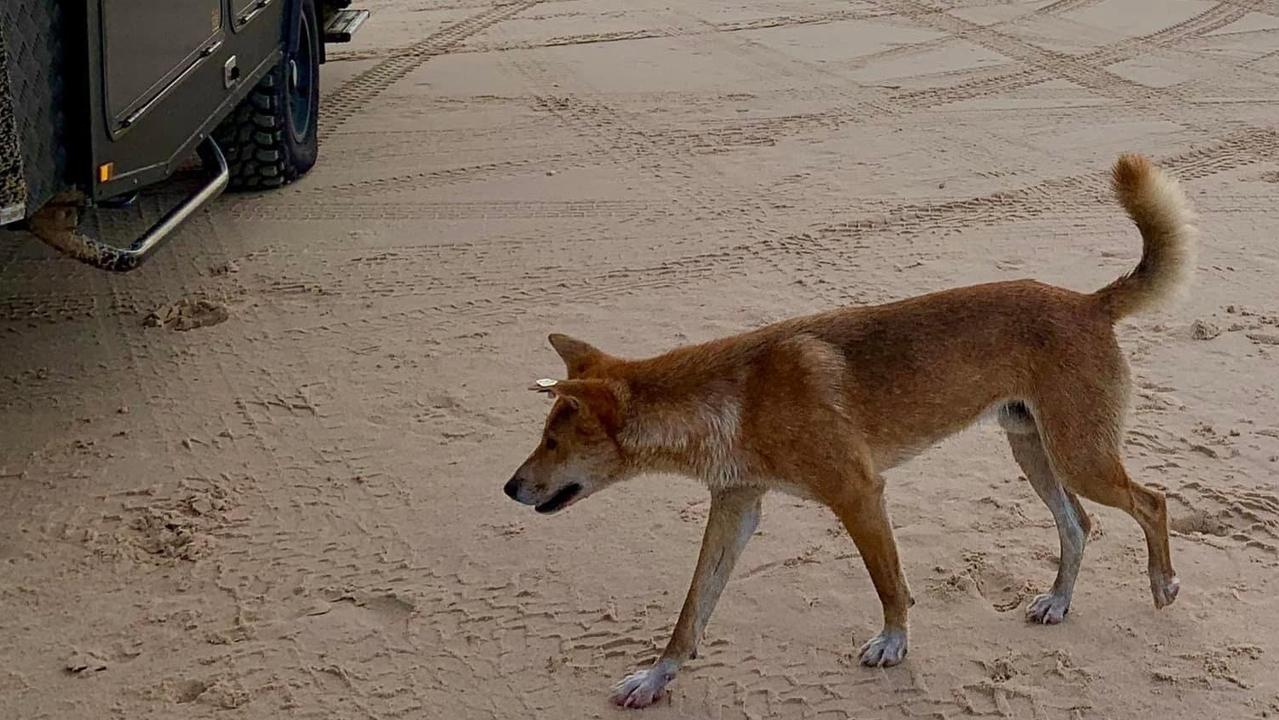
[89,0,284,201]
[102,0,225,122]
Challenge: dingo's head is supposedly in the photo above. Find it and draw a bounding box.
[504,335,629,514]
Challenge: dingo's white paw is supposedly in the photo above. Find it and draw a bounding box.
[1026,592,1071,624]
[609,663,674,709]
[1151,573,1180,609]
[858,628,908,667]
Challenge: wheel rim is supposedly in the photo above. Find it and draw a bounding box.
[287,10,316,143]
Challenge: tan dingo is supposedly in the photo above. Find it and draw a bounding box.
[504,154,1194,708]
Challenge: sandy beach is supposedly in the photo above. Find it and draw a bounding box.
[2,1,1278,717]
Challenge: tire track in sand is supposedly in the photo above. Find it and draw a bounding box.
[1221,0,1279,15]
[789,126,1279,260]
[842,0,1104,72]
[893,0,1256,108]
[457,7,893,55]
[274,152,593,198]
[249,2,1270,230]
[269,127,1279,335]
[319,0,543,141]
[264,1,1276,324]
[327,0,1101,68]
[866,0,1250,120]
[226,199,672,222]
[266,2,1279,314]
[311,0,1252,198]
[295,2,1242,199]
[330,8,898,61]
[678,1,1253,153]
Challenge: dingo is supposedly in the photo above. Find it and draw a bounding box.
[504,154,1194,708]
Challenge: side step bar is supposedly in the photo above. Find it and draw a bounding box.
[324,8,370,43]
[30,138,229,272]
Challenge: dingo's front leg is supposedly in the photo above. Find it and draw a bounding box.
[610,486,764,709]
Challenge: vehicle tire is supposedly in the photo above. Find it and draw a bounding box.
[214,0,320,191]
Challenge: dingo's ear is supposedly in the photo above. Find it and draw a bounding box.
[548,333,610,377]
[530,378,625,435]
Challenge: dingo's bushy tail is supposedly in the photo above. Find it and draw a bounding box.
[1094,154,1197,320]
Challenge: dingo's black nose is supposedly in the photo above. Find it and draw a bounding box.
[503,476,522,499]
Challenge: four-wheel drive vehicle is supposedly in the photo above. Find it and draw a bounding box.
[0,0,367,271]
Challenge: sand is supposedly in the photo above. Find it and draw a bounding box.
[2,0,1278,717]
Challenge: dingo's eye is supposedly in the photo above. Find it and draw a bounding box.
[545,437,558,451]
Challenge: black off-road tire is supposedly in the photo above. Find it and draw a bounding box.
[214,0,320,191]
